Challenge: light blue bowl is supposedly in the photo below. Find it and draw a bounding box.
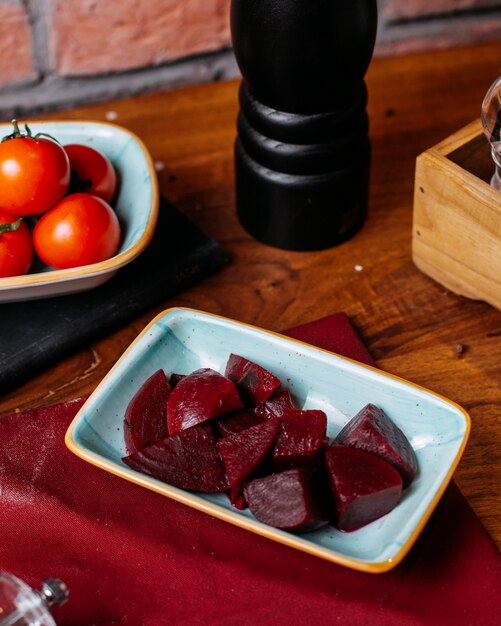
[0,120,159,302]
[66,308,471,573]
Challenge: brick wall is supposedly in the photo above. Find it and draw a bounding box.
[0,0,499,118]
[0,0,233,118]
[378,0,501,55]
[50,0,230,76]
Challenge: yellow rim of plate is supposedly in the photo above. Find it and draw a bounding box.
[65,307,471,574]
[0,120,159,289]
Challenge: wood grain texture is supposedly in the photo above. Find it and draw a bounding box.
[413,121,501,309]
[1,42,500,548]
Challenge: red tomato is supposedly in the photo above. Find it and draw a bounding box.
[64,144,117,203]
[0,211,33,278]
[0,124,70,216]
[33,193,121,270]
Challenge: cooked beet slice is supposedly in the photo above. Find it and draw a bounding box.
[225,354,281,405]
[169,373,185,389]
[244,468,331,532]
[239,366,281,405]
[334,403,418,486]
[123,369,171,454]
[325,445,403,531]
[225,354,249,384]
[217,416,280,503]
[254,389,296,420]
[122,423,229,492]
[272,409,327,471]
[216,409,265,438]
[167,368,242,436]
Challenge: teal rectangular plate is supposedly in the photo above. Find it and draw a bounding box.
[66,308,470,573]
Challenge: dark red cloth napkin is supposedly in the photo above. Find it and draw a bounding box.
[1,313,500,626]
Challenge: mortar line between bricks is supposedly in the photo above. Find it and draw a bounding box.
[23,0,51,76]
[0,48,240,120]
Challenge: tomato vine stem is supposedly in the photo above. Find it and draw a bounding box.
[0,219,22,236]
[1,119,61,144]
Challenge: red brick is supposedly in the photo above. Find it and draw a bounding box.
[384,0,501,21]
[49,0,231,76]
[0,2,37,88]
[376,17,501,56]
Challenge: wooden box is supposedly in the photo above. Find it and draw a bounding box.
[412,120,501,310]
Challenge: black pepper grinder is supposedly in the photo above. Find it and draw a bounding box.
[231,0,378,251]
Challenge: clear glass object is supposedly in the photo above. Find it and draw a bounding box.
[0,573,68,626]
[481,76,501,191]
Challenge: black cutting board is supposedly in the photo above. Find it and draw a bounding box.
[0,197,226,396]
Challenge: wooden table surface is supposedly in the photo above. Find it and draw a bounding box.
[1,42,500,549]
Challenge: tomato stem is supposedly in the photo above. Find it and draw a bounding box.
[1,119,61,144]
[11,119,22,136]
[33,131,62,145]
[0,219,22,235]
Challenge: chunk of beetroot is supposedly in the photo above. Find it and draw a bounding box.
[167,368,242,436]
[123,369,171,454]
[225,354,249,384]
[244,467,331,532]
[122,423,229,492]
[325,445,403,531]
[169,373,185,389]
[254,389,296,420]
[217,416,280,503]
[334,403,418,487]
[216,409,265,438]
[225,354,281,405]
[272,409,327,471]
